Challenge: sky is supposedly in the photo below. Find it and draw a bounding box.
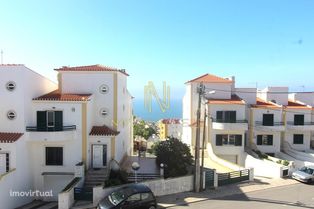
[1,0,314,116]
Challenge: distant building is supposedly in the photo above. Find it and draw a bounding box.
[158,119,182,140]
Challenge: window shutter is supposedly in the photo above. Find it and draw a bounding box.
[257,135,262,145]
[263,114,274,126]
[216,135,223,146]
[216,111,223,122]
[268,135,273,145]
[235,135,242,146]
[37,111,47,131]
[55,111,63,131]
[230,111,236,123]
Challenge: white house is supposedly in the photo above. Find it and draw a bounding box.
[0,64,57,209]
[183,74,248,164]
[0,64,133,208]
[158,119,182,140]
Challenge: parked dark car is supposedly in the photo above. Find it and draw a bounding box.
[97,184,157,209]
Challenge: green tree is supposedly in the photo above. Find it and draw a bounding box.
[133,120,156,140]
[152,137,193,178]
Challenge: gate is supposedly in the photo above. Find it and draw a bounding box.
[218,169,250,186]
[74,187,93,201]
[204,168,214,188]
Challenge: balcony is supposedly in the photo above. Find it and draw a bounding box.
[255,121,285,132]
[286,122,314,131]
[25,125,76,142]
[212,119,248,131]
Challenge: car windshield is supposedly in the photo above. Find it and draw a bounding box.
[108,191,127,206]
[300,167,314,175]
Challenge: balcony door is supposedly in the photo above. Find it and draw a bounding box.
[37,111,63,131]
[263,114,274,126]
[92,145,107,168]
[216,111,236,123]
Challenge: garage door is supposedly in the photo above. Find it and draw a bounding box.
[218,155,237,164]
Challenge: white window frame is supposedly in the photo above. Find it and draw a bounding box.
[47,111,55,128]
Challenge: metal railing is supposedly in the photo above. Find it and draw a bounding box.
[287,121,314,126]
[255,121,284,126]
[26,125,76,132]
[212,119,248,123]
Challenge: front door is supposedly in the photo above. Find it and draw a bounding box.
[92,145,107,168]
[0,154,6,175]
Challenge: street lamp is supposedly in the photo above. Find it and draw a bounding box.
[132,162,140,183]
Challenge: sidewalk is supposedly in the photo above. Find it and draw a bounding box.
[157,177,299,208]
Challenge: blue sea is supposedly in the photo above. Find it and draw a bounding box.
[133,99,182,121]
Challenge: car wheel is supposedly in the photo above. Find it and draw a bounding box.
[307,179,312,184]
[149,206,156,209]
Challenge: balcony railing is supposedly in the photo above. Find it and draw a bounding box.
[287,121,314,126]
[255,121,284,126]
[26,125,76,132]
[212,119,248,123]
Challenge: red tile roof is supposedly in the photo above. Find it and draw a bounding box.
[54,64,129,76]
[207,94,245,105]
[161,119,181,124]
[89,125,120,136]
[251,98,281,109]
[0,132,23,143]
[33,90,91,102]
[186,74,232,84]
[285,100,311,109]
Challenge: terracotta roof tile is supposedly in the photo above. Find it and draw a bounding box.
[207,94,245,105]
[89,125,120,136]
[161,119,181,124]
[33,90,91,102]
[285,100,311,109]
[251,98,281,109]
[0,132,23,143]
[186,74,232,84]
[55,64,129,76]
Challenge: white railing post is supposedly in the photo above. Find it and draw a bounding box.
[213,169,218,189]
[249,168,254,181]
[203,171,206,190]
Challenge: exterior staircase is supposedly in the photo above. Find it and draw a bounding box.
[83,168,109,191]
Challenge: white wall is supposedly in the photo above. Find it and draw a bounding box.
[291,92,314,106]
[258,87,289,105]
[285,131,311,151]
[234,88,257,105]
[254,131,281,154]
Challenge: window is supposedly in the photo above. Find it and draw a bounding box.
[263,114,274,126]
[37,111,63,131]
[46,147,63,165]
[257,135,273,145]
[100,108,108,117]
[293,134,304,144]
[294,115,304,125]
[127,193,141,202]
[6,81,16,91]
[216,111,236,123]
[47,111,55,127]
[99,84,109,94]
[216,134,242,146]
[7,111,16,120]
[141,192,154,201]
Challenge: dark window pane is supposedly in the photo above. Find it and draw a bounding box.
[229,111,236,123]
[103,145,107,166]
[216,111,223,122]
[216,135,223,146]
[47,111,55,127]
[235,135,242,146]
[293,134,304,144]
[46,147,63,165]
[257,135,262,145]
[263,114,274,126]
[294,115,304,125]
[267,135,273,145]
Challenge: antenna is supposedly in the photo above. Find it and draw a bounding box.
[1,50,3,64]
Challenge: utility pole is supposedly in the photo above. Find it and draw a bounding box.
[200,108,207,191]
[194,82,204,192]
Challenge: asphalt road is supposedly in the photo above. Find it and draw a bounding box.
[165,183,314,209]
